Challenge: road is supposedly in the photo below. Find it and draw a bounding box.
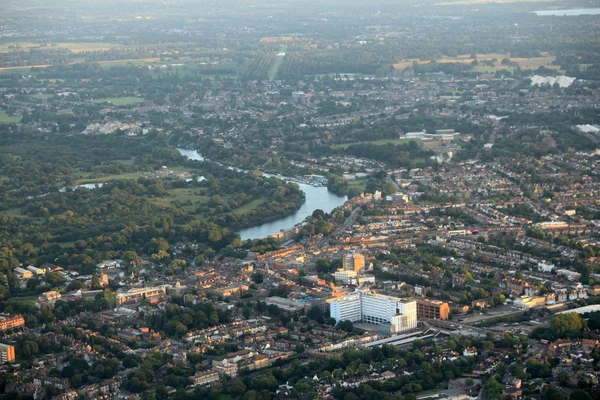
[334,207,361,236]
[456,306,526,324]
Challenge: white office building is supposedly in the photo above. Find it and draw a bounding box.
[330,291,417,333]
[333,270,358,285]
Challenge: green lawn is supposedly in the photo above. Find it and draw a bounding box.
[150,188,209,211]
[231,198,265,215]
[0,109,21,124]
[334,138,418,149]
[347,179,367,190]
[0,66,38,75]
[91,97,144,106]
[0,208,22,217]
[31,93,53,99]
[73,171,142,184]
[7,296,37,306]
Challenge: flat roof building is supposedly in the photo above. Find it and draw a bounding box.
[415,298,450,320]
[330,290,417,333]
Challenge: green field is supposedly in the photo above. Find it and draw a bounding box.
[0,66,43,75]
[334,138,418,149]
[0,208,22,217]
[91,97,144,106]
[7,296,37,306]
[31,93,53,99]
[0,109,21,123]
[73,172,142,184]
[347,179,367,190]
[150,188,209,211]
[231,198,266,216]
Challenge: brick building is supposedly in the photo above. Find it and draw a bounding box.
[0,314,25,331]
[415,298,450,320]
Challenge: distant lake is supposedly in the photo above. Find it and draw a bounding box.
[534,9,600,16]
[176,148,347,240]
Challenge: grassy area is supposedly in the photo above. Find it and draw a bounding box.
[334,138,418,149]
[150,188,209,212]
[0,42,133,53]
[91,97,144,106]
[6,296,37,306]
[473,66,514,73]
[0,59,236,79]
[73,171,142,184]
[0,66,46,75]
[231,198,266,216]
[0,208,22,217]
[414,387,445,398]
[347,179,367,190]
[97,58,161,68]
[30,93,53,99]
[0,109,21,124]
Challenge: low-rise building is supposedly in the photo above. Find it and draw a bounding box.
[13,267,33,280]
[193,370,220,386]
[0,314,25,331]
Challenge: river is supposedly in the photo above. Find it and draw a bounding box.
[176,148,347,240]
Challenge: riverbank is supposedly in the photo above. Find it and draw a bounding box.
[176,147,347,240]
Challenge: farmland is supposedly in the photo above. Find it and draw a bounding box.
[394,52,559,72]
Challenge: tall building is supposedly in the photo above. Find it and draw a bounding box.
[0,343,15,363]
[330,291,417,333]
[343,253,365,272]
[415,298,450,320]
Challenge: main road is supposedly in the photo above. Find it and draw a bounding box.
[334,207,361,236]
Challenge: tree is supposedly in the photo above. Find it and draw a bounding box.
[543,386,565,400]
[550,313,586,338]
[230,381,247,397]
[242,307,252,319]
[337,320,354,332]
[252,272,264,284]
[570,390,592,400]
[484,378,503,400]
[45,271,66,287]
[508,363,524,379]
[122,251,138,267]
[312,209,325,219]
[91,274,102,289]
